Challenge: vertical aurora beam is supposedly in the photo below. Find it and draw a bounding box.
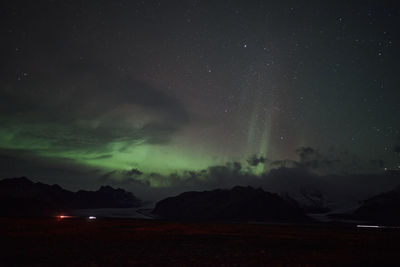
[239,61,274,173]
[246,103,260,156]
[245,98,272,174]
[258,120,270,159]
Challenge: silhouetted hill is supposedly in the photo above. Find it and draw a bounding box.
[0,177,141,216]
[298,188,331,214]
[353,185,400,224]
[75,186,141,209]
[153,186,311,222]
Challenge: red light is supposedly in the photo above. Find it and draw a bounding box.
[57,215,72,220]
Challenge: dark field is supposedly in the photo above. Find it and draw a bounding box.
[1,218,399,266]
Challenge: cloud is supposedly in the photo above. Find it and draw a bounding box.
[0,56,191,163]
[270,159,299,169]
[123,168,143,177]
[247,155,266,166]
[264,146,367,175]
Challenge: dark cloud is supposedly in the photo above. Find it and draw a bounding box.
[123,168,143,177]
[296,147,319,161]
[1,23,191,154]
[247,155,267,166]
[0,58,191,158]
[270,159,299,169]
[262,146,366,175]
[295,147,339,171]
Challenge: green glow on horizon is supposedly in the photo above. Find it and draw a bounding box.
[0,121,221,176]
[33,140,219,175]
[77,141,218,174]
[0,114,273,189]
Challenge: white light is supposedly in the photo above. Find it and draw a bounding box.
[357,225,400,229]
[357,225,381,228]
[89,216,96,220]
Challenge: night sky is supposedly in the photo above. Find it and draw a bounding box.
[1,1,399,199]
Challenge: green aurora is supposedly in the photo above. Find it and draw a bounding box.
[0,119,223,175]
[1,1,399,191]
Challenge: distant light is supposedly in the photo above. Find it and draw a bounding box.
[357,225,381,228]
[89,216,97,220]
[57,215,72,220]
[357,225,400,229]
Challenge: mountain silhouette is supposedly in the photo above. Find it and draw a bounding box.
[153,186,311,222]
[0,177,141,216]
[353,185,400,224]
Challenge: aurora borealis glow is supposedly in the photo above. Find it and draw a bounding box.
[1,1,400,196]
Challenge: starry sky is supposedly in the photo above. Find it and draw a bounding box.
[1,0,399,195]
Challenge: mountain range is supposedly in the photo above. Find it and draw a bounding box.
[0,177,142,216]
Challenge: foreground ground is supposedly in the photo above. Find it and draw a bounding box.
[0,218,399,266]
